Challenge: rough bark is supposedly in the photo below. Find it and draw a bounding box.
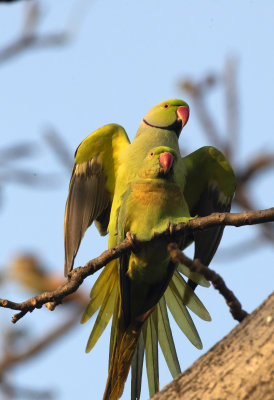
[152,292,274,400]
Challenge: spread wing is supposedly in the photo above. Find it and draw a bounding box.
[64,123,130,275]
[183,146,236,288]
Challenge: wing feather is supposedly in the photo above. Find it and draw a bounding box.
[64,124,130,275]
[183,146,236,289]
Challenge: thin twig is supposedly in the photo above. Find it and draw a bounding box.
[0,207,273,322]
[168,243,248,322]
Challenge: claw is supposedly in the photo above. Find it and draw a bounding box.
[169,223,175,235]
[126,231,140,253]
[126,231,136,245]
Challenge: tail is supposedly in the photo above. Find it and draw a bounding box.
[103,320,141,400]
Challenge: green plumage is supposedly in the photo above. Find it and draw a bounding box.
[64,99,236,399]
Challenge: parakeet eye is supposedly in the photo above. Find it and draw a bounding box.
[148,151,155,159]
[163,103,170,109]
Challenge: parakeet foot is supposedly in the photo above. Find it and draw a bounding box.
[126,231,139,252]
[126,231,136,243]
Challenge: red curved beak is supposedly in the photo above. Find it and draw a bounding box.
[177,106,189,126]
[159,152,174,173]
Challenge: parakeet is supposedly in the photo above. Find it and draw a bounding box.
[64,99,236,399]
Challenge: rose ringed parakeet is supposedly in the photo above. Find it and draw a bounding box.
[64,99,236,400]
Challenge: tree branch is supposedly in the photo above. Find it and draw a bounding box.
[180,61,274,251]
[0,207,273,322]
[168,243,248,322]
[152,292,274,400]
[0,33,69,64]
[0,310,81,373]
[180,76,223,149]
[1,380,53,400]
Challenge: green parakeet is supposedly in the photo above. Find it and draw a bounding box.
[64,99,236,400]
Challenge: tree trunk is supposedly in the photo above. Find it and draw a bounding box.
[152,292,274,400]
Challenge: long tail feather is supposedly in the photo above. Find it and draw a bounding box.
[103,321,141,400]
[172,271,211,321]
[85,280,117,353]
[143,317,159,398]
[131,332,145,400]
[109,289,120,368]
[81,260,117,323]
[165,286,202,349]
[82,258,210,398]
[155,296,181,378]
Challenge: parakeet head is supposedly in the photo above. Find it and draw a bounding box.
[139,146,178,180]
[142,99,189,137]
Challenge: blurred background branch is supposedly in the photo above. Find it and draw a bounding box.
[0,56,273,398]
[0,0,93,64]
[0,130,73,211]
[0,253,88,400]
[180,57,274,253]
[1,1,273,399]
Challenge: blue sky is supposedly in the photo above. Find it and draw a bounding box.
[1,1,274,399]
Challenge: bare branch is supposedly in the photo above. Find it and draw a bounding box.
[0,237,132,322]
[168,243,248,322]
[180,76,223,148]
[22,1,39,37]
[0,0,68,64]
[224,57,239,161]
[0,142,36,165]
[0,310,81,372]
[0,0,94,64]
[0,169,60,188]
[43,128,74,171]
[233,189,274,243]
[1,381,53,400]
[180,63,274,246]
[0,207,273,322]
[0,33,69,64]
[237,153,274,184]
